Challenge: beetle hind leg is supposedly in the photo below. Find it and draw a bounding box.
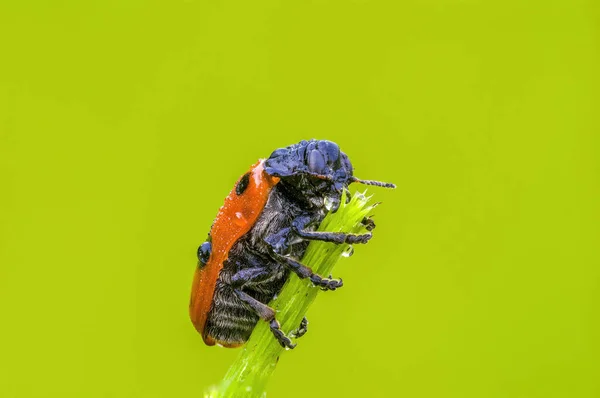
[269,319,295,349]
[290,316,308,339]
[234,289,296,349]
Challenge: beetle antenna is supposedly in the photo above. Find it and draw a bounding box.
[350,176,396,189]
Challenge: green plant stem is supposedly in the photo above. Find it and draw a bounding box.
[206,192,375,398]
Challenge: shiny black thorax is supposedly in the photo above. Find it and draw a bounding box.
[204,140,351,344]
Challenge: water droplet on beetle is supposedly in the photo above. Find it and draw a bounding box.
[324,197,334,211]
[342,245,354,257]
[234,211,247,226]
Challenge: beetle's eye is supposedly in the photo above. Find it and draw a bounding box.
[197,241,212,268]
[318,140,340,163]
[308,149,326,174]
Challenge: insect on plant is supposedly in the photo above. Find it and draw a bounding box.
[189,139,395,349]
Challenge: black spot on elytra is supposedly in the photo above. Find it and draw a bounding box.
[236,172,251,195]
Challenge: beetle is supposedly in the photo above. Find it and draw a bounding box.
[189,139,395,348]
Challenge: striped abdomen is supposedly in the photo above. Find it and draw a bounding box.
[203,260,288,347]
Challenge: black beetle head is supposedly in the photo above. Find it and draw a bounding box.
[264,139,395,212]
[264,140,351,211]
[265,140,351,180]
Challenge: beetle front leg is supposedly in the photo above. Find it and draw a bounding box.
[234,289,296,349]
[291,216,372,244]
[361,216,376,231]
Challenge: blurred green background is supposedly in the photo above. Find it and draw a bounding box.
[1,1,598,397]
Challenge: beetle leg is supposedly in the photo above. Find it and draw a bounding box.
[361,216,376,231]
[291,216,372,244]
[271,252,343,291]
[290,316,308,339]
[230,267,272,288]
[265,221,343,290]
[264,227,292,255]
[295,229,372,244]
[234,289,296,349]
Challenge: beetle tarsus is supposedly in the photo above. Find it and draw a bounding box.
[234,289,296,349]
[361,216,376,231]
[271,253,343,292]
[270,319,296,349]
[311,274,343,290]
[290,316,308,339]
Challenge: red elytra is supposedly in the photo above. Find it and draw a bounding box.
[189,160,280,346]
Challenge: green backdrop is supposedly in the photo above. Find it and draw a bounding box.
[1,1,598,397]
